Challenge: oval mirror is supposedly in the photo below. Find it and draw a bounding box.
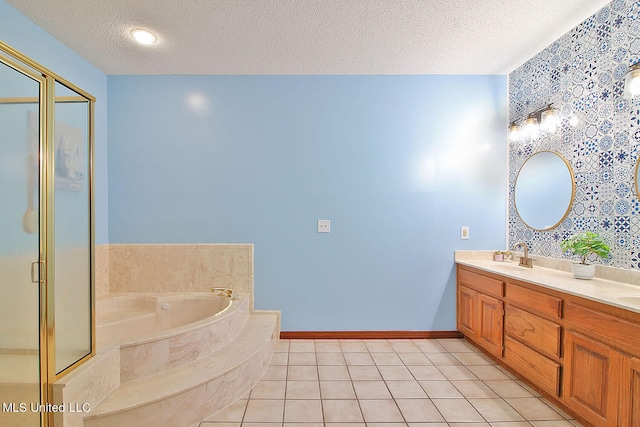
[636,158,640,198]
[515,151,574,231]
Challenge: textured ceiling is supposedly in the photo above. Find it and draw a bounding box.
[5,0,612,75]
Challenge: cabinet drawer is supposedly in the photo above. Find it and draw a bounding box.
[505,306,562,358]
[565,302,640,356]
[458,268,503,298]
[504,336,561,397]
[506,283,562,319]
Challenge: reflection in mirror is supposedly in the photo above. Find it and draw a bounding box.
[515,151,574,231]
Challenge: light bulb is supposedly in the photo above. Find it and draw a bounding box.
[508,123,521,142]
[540,108,559,133]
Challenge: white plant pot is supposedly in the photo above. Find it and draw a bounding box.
[572,263,595,280]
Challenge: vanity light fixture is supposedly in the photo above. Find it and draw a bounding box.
[508,104,559,142]
[625,63,640,97]
[508,122,521,142]
[130,28,157,45]
[523,114,539,139]
[540,106,560,132]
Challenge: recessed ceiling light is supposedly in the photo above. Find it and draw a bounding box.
[130,28,157,45]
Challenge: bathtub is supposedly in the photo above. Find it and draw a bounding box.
[96,292,249,382]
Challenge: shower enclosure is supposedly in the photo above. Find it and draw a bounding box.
[0,41,94,427]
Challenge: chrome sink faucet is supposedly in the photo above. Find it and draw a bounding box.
[513,242,534,268]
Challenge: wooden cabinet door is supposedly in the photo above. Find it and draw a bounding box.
[458,285,477,339]
[619,356,640,427]
[477,293,504,358]
[563,331,621,427]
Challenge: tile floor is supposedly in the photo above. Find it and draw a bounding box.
[200,338,583,427]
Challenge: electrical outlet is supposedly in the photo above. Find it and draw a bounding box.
[318,220,330,233]
[460,226,469,240]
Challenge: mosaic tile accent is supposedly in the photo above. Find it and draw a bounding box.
[508,0,640,269]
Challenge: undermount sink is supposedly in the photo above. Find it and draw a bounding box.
[615,296,640,306]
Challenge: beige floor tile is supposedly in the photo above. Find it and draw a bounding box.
[427,352,463,366]
[288,352,317,365]
[386,380,428,398]
[243,399,284,423]
[438,338,477,352]
[340,340,369,352]
[320,380,357,399]
[452,351,493,365]
[432,398,485,422]
[452,380,499,398]
[275,339,290,352]
[469,398,525,422]
[285,380,320,399]
[283,399,323,422]
[322,399,364,422]
[250,380,286,399]
[289,339,315,352]
[198,423,241,427]
[262,365,287,381]
[324,424,365,427]
[371,352,404,365]
[202,399,247,422]
[448,423,490,427]
[483,380,535,398]
[407,365,447,381]
[379,365,415,380]
[505,398,564,420]
[530,421,578,426]
[419,380,463,398]
[438,365,479,381]
[395,398,445,422]
[287,365,318,381]
[359,399,405,422]
[489,422,533,427]
[364,340,394,352]
[283,423,323,427]
[397,352,433,365]
[367,424,408,427]
[348,365,383,380]
[316,352,346,365]
[412,339,447,353]
[318,365,350,380]
[408,423,449,427]
[240,424,281,427]
[314,340,342,352]
[468,364,512,380]
[352,380,392,399]
[344,352,375,365]
[270,352,289,365]
[389,340,422,353]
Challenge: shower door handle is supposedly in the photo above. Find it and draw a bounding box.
[31,261,43,283]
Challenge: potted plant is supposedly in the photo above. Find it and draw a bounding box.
[560,231,610,279]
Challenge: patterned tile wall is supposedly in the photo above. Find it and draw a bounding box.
[508,0,640,268]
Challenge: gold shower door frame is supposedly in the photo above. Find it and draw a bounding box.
[0,41,96,427]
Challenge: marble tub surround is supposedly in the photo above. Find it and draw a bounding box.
[108,244,254,308]
[117,293,249,383]
[455,250,640,314]
[94,244,110,299]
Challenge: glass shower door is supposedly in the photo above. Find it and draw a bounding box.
[0,59,43,426]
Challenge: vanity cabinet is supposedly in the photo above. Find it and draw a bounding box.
[457,269,504,358]
[456,263,640,427]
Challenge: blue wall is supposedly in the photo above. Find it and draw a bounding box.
[108,75,507,330]
[0,0,109,244]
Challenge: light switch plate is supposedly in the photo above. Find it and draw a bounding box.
[460,226,469,240]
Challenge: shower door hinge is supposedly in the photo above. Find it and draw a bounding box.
[31,261,45,284]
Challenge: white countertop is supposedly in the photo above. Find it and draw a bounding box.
[455,252,640,314]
